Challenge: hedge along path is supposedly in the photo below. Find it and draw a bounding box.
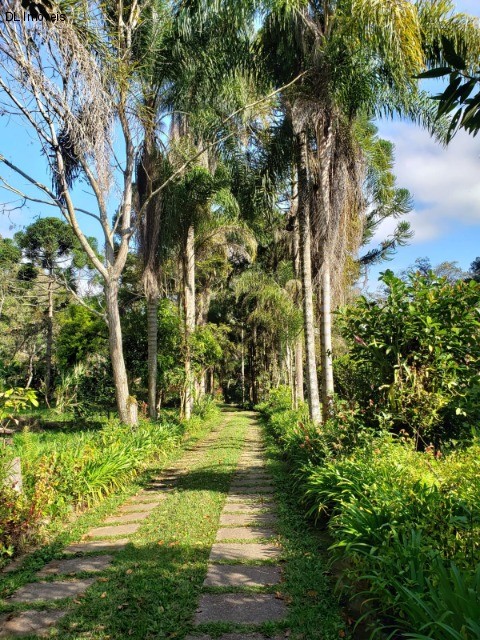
[0,409,245,638]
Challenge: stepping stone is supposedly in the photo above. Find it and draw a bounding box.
[144,483,173,492]
[1,557,24,574]
[186,635,282,640]
[219,513,277,526]
[229,483,274,492]
[222,503,271,514]
[195,594,286,624]
[226,494,274,503]
[64,539,129,554]
[104,511,150,524]
[86,523,140,538]
[0,609,68,638]
[216,527,275,540]
[233,473,270,480]
[130,492,167,503]
[119,502,159,513]
[238,462,265,467]
[36,555,112,577]
[204,564,281,587]
[10,579,95,603]
[209,543,280,562]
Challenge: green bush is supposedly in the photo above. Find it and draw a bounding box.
[337,271,480,447]
[193,394,220,421]
[259,389,480,638]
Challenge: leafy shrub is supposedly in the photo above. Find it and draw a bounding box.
[259,389,480,638]
[193,394,219,421]
[386,557,480,640]
[337,271,480,447]
[0,387,38,428]
[256,384,293,418]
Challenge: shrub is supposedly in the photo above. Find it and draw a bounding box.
[337,271,480,447]
[193,394,219,421]
[259,389,480,638]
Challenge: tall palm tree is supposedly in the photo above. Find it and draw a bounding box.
[260,0,480,422]
[133,0,260,418]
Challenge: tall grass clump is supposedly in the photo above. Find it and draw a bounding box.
[0,414,187,563]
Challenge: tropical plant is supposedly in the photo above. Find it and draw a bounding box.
[260,0,480,423]
[419,36,480,141]
[337,270,480,446]
[0,387,38,430]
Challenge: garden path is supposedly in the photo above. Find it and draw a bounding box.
[0,411,288,639]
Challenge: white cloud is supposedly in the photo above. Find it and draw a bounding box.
[374,121,480,245]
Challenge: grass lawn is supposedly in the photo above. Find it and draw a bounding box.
[1,409,347,640]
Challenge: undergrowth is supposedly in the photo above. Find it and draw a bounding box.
[258,386,480,639]
[0,404,220,564]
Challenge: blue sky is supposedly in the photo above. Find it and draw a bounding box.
[366,0,480,285]
[1,1,479,286]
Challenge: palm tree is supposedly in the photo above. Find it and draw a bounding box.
[260,0,480,422]
[132,0,260,418]
[234,267,303,403]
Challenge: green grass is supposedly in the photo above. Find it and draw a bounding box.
[0,410,221,602]
[1,409,348,640]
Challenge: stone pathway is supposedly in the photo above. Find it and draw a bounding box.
[189,422,286,640]
[0,415,288,639]
[0,423,225,638]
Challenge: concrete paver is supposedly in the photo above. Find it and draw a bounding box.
[10,579,96,603]
[86,523,140,538]
[222,503,272,514]
[215,527,275,540]
[36,555,112,577]
[226,494,274,503]
[203,563,281,587]
[119,502,159,513]
[104,511,150,524]
[195,594,286,624]
[219,513,277,526]
[64,539,129,554]
[209,542,280,562]
[0,610,68,638]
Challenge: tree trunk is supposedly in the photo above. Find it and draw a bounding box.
[25,346,36,390]
[241,326,245,406]
[296,130,321,424]
[45,272,54,404]
[251,324,258,405]
[321,261,334,421]
[105,279,137,425]
[292,204,304,407]
[209,368,214,396]
[294,338,304,407]
[183,224,195,420]
[147,295,159,419]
